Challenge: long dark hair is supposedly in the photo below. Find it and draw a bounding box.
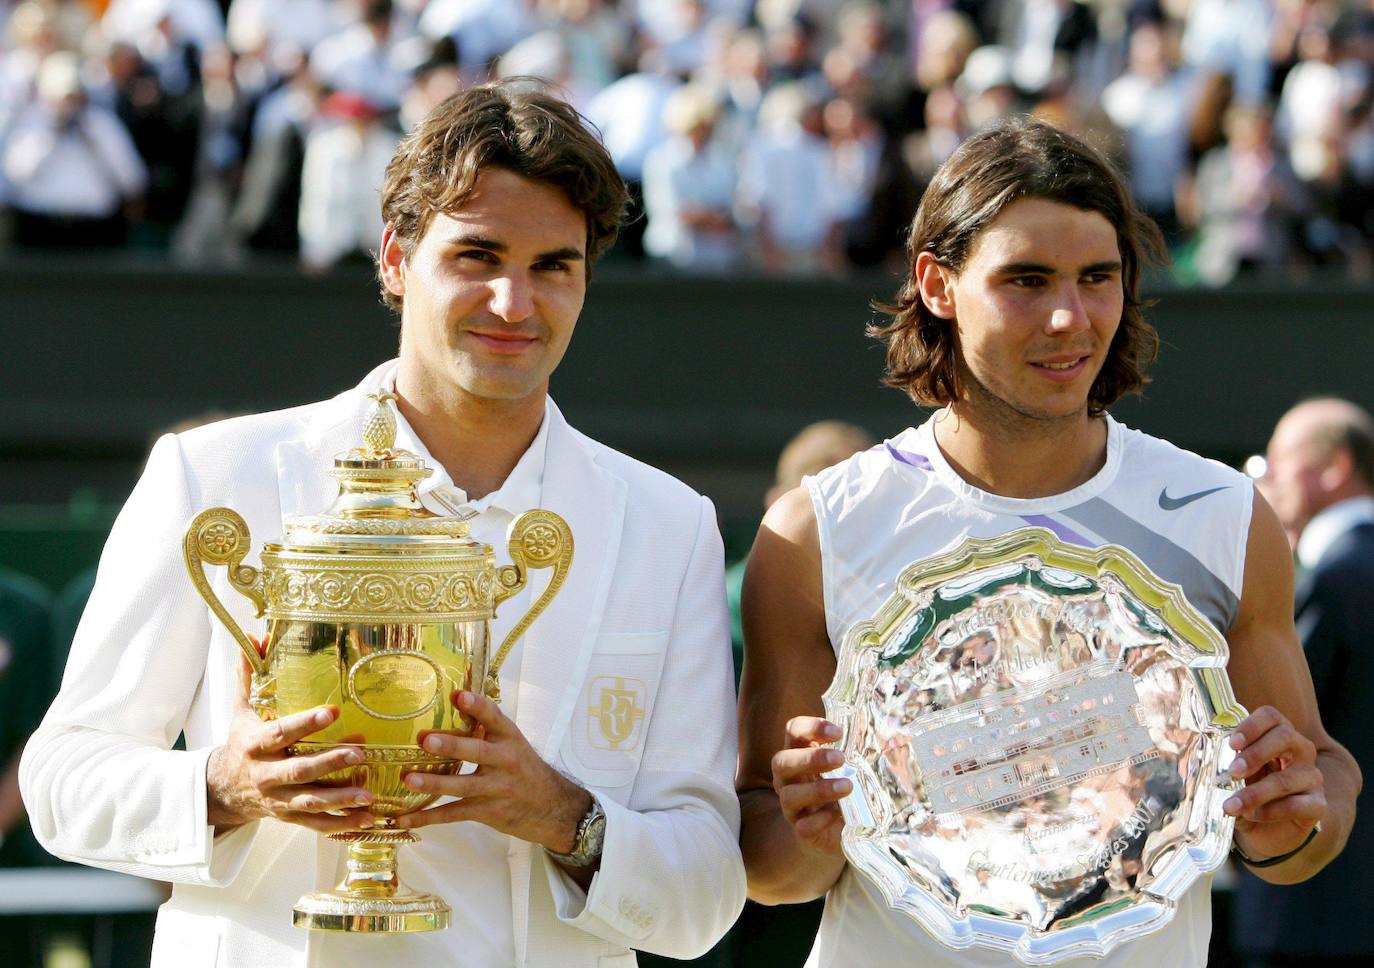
[872,118,1166,414]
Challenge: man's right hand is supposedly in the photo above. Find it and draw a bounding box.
[772,716,850,858]
[206,663,375,833]
[738,487,847,904]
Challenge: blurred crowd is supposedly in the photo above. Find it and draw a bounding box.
[1,0,1372,283]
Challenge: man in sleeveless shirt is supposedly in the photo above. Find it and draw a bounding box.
[736,119,1360,967]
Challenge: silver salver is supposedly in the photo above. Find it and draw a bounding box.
[822,528,1247,964]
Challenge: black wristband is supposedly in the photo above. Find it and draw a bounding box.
[1232,821,1322,869]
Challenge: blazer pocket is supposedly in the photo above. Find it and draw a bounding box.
[563,631,669,791]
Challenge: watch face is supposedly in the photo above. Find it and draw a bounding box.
[553,800,606,867]
[584,813,606,858]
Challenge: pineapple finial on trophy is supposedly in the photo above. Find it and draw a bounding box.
[362,391,400,458]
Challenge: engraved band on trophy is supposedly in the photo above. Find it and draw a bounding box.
[823,528,1246,964]
[182,392,573,934]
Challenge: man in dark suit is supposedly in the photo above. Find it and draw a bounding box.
[1236,398,1374,966]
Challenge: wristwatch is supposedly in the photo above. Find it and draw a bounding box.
[548,794,606,869]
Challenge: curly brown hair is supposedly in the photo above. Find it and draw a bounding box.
[377,79,628,314]
[871,117,1166,414]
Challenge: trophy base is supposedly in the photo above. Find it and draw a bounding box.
[293,825,451,933]
[292,891,451,933]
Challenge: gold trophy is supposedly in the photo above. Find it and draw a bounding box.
[182,392,572,933]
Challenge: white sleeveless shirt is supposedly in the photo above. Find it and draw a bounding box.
[804,412,1253,968]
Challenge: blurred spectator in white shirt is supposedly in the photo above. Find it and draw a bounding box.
[737,81,839,274]
[763,13,821,85]
[585,49,681,184]
[102,0,225,53]
[956,44,1020,131]
[497,31,589,110]
[419,0,535,78]
[98,2,207,99]
[231,49,322,254]
[18,0,91,49]
[1279,17,1373,270]
[297,91,398,271]
[534,0,625,98]
[584,48,681,257]
[1101,18,1196,239]
[1180,0,1274,105]
[226,0,340,63]
[311,0,414,111]
[637,0,750,45]
[3,50,147,247]
[1189,104,1302,284]
[1277,20,1351,182]
[904,82,965,190]
[754,0,845,43]
[172,45,248,265]
[832,0,905,110]
[1,2,63,133]
[1004,0,1097,97]
[823,95,881,234]
[642,83,740,272]
[652,0,714,76]
[102,0,224,97]
[400,38,462,131]
[849,80,964,269]
[696,27,769,158]
[79,32,200,248]
[909,4,977,92]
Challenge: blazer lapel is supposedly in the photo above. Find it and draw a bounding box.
[507,402,624,967]
[513,401,627,761]
[273,373,381,521]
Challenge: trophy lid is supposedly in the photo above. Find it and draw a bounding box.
[282,392,480,550]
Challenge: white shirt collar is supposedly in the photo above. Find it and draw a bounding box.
[373,362,549,517]
[1297,494,1374,570]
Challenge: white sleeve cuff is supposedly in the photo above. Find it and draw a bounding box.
[542,848,596,922]
[541,789,604,924]
[194,746,259,888]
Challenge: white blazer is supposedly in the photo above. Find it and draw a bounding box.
[20,363,746,967]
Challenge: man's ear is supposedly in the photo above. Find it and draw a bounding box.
[914,251,956,320]
[1320,447,1355,492]
[379,225,406,299]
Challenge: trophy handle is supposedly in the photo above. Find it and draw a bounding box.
[485,509,574,702]
[183,507,269,678]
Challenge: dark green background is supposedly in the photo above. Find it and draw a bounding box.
[3,260,1372,591]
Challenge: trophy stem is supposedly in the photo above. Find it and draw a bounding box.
[293,823,451,933]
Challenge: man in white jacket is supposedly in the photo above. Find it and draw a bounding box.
[20,81,745,967]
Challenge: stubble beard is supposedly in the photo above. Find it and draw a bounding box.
[952,352,1094,442]
[454,359,546,404]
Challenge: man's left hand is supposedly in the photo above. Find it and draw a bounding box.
[1225,705,1326,861]
[396,690,590,854]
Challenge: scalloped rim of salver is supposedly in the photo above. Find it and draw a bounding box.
[822,526,1248,964]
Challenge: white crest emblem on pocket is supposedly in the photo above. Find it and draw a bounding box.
[588,676,647,751]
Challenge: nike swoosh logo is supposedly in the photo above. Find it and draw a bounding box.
[1158,485,1229,510]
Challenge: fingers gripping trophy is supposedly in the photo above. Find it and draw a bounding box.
[182,392,572,933]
